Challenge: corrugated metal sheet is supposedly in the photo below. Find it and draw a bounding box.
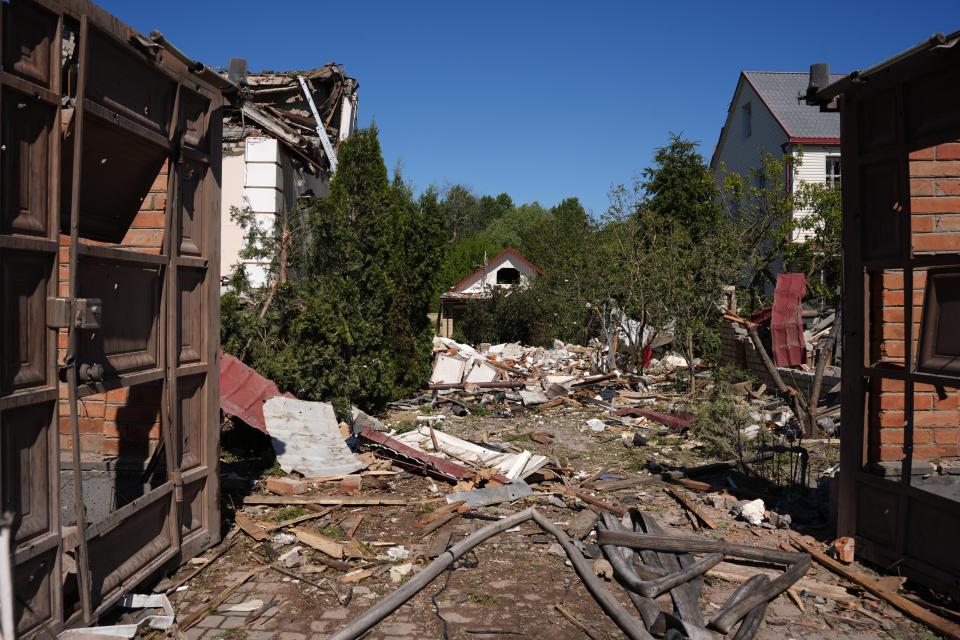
[771,273,807,367]
[220,351,293,432]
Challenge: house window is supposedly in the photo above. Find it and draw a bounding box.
[826,156,841,188]
[742,102,752,138]
[496,267,521,285]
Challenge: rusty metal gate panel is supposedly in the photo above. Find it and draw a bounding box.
[1,0,222,636]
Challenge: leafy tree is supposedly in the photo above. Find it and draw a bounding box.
[790,180,842,307]
[719,150,841,310]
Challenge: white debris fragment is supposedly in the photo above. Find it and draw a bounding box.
[390,562,414,583]
[740,425,761,440]
[733,498,766,525]
[586,418,606,433]
[386,545,410,562]
[279,546,303,568]
[221,599,265,613]
[272,532,296,546]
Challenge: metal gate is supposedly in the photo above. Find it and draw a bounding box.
[0,1,222,635]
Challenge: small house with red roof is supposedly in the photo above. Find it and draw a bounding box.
[437,247,544,337]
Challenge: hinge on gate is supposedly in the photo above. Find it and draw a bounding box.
[46,297,102,329]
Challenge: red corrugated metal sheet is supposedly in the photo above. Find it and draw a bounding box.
[219,351,294,433]
[771,273,807,367]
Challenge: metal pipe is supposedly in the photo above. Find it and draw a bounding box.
[817,32,951,101]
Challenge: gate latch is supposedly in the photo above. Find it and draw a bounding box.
[46,297,102,329]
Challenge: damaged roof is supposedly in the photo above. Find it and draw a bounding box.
[219,62,359,172]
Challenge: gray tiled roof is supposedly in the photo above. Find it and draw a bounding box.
[744,71,845,139]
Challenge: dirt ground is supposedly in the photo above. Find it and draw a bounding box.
[157,400,944,640]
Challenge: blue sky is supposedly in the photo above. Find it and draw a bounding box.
[102,1,957,214]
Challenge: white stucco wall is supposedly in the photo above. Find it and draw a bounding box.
[220,150,246,281]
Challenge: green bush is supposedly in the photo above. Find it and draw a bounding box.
[691,385,756,461]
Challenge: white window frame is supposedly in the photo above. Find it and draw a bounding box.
[826,155,841,188]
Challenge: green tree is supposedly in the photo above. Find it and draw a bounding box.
[221,125,446,414]
[643,133,722,240]
[719,150,841,310]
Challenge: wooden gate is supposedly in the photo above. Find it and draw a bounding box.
[0,1,222,635]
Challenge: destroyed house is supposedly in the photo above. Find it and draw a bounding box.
[437,248,544,337]
[0,0,224,635]
[711,71,844,241]
[812,30,960,598]
[216,63,359,286]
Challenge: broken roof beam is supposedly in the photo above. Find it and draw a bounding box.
[239,102,325,172]
[297,74,338,172]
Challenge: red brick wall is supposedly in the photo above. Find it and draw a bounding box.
[58,165,168,459]
[868,142,960,463]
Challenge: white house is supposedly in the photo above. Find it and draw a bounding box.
[710,71,843,240]
[437,247,544,337]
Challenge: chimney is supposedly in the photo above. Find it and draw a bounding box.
[228,58,248,86]
[805,63,830,104]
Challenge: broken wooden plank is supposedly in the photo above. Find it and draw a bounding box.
[417,500,466,528]
[292,528,345,559]
[665,486,717,530]
[593,476,656,492]
[562,488,625,516]
[418,510,463,538]
[790,535,960,640]
[235,512,269,540]
[341,513,364,539]
[565,509,599,540]
[786,587,805,612]
[427,527,454,559]
[243,495,412,506]
[263,506,338,531]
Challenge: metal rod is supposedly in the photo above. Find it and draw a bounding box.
[67,15,94,624]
